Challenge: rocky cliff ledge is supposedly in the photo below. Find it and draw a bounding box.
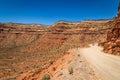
[102,3,120,55]
[103,18,120,55]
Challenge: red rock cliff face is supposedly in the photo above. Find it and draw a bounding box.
[103,21,120,55]
[103,3,120,55]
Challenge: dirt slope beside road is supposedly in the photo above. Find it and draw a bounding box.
[17,48,97,80]
[52,48,97,80]
[16,44,120,80]
[51,44,120,80]
[80,44,120,80]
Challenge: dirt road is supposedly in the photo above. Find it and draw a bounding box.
[16,44,120,80]
[52,48,97,80]
[52,44,120,80]
[80,44,120,80]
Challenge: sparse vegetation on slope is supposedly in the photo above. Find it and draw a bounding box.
[68,65,73,75]
[41,73,50,80]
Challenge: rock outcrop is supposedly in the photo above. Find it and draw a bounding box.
[103,20,120,55]
[102,3,120,55]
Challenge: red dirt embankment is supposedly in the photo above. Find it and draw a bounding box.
[16,50,75,80]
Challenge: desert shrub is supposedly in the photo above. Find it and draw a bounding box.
[78,54,80,57]
[41,73,50,80]
[68,66,73,75]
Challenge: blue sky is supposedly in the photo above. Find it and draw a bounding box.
[0,0,119,25]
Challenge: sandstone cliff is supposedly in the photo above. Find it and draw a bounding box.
[102,3,120,55]
[103,19,120,55]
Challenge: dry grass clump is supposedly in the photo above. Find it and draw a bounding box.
[68,65,73,75]
[41,73,50,80]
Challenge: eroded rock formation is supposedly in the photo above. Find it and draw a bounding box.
[102,3,120,55]
[103,21,120,55]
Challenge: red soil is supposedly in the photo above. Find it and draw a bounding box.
[16,50,75,80]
